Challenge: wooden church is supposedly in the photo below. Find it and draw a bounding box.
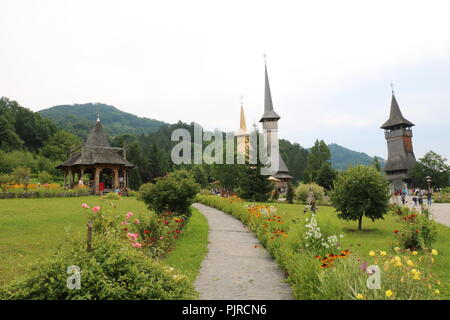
[57,115,134,195]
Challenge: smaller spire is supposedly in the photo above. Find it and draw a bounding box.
[236,97,249,136]
[390,82,395,94]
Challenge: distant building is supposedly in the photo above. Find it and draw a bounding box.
[57,115,134,195]
[380,92,417,192]
[259,61,292,191]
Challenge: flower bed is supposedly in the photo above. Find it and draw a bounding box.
[196,194,445,300]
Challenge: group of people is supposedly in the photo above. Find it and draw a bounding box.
[396,190,433,207]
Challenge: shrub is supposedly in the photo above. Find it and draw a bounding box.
[394,209,438,250]
[11,167,32,184]
[138,170,200,217]
[37,171,53,184]
[0,235,196,300]
[286,181,294,204]
[330,165,390,231]
[102,192,121,200]
[295,183,324,203]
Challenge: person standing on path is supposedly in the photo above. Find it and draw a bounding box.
[418,191,424,206]
[427,191,433,206]
[412,194,418,207]
[401,192,406,206]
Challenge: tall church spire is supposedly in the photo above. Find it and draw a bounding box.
[259,61,280,122]
[380,93,415,129]
[237,97,249,136]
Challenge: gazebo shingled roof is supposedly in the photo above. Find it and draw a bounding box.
[57,119,133,169]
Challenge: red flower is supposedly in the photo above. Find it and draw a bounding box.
[394,230,399,233]
[415,229,420,233]
[123,228,128,231]
[144,230,150,234]
[176,230,180,234]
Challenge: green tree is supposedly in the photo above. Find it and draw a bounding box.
[236,128,273,202]
[410,151,449,189]
[373,156,382,172]
[330,165,390,231]
[0,115,23,151]
[40,130,81,161]
[304,140,331,183]
[316,162,337,190]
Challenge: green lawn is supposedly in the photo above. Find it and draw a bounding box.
[163,208,209,283]
[0,196,149,287]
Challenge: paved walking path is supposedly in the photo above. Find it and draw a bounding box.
[193,203,293,300]
[392,195,450,227]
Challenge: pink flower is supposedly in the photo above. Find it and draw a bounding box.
[159,236,164,240]
[133,219,140,225]
[121,221,129,225]
[81,203,89,209]
[92,206,101,213]
[125,212,134,219]
[131,242,142,248]
[127,233,139,240]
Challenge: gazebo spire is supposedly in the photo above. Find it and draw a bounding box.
[85,117,110,147]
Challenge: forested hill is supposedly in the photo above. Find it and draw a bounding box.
[38,103,167,139]
[328,143,385,170]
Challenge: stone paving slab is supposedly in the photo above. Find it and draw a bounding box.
[193,203,293,300]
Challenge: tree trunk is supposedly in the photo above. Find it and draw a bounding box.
[358,216,362,231]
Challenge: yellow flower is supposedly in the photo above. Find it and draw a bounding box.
[394,255,401,262]
[394,247,401,252]
[380,251,387,256]
[407,260,415,266]
[411,251,418,255]
[385,290,394,298]
[369,251,376,257]
[431,249,438,256]
[412,274,421,281]
[356,293,364,300]
[395,261,402,267]
[434,289,440,295]
[411,268,420,275]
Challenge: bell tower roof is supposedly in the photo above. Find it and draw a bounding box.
[380,93,415,129]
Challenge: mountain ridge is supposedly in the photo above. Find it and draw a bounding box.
[38,103,385,170]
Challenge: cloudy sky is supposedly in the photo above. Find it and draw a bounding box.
[1,0,449,160]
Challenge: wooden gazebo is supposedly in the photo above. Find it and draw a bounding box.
[56,117,134,195]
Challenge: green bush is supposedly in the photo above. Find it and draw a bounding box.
[138,170,200,217]
[37,171,53,184]
[0,235,196,300]
[295,183,324,203]
[102,192,121,200]
[12,167,32,184]
[395,210,438,250]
